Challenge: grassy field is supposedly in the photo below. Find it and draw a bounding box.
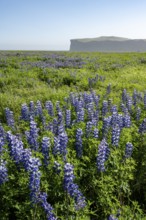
[1,51,146,219]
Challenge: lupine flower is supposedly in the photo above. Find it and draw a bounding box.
[56,101,61,113]
[53,136,61,156]
[0,159,8,185]
[110,111,118,127]
[64,163,86,210]
[102,117,111,138]
[111,124,121,146]
[59,132,68,159]
[125,142,133,158]
[111,105,117,114]
[117,114,124,130]
[0,124,5,154]
[21,103,29,121]
[139,118,146,133]
[123,113,131,128]
[136,107,141,121]
[77,108,84,122]
[102,100,108,117]
[65,109,71,127]
[86,121,93,137]
[45,101,54,117]
[53,161,61,174]
[126,97,132,112]
[97,139,110,172]
[53,118,58,135]
[93,128,99,138]
[29,101,35,118]
[26,119,39,151]
[35,100,43,117]
[38,192,57,220]
[144,92,146,109]
[75,100,83,113]
[7,131,24,165]
[41,137,50,166]
[75,128,83,158]
[58,123,65,135]
[24,156,41,203]
[21,148,33,171]
[122,89,127,103]
[57,110,63,125]
[5,107,15,129]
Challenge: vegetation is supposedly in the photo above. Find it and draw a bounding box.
[1,51,146,219]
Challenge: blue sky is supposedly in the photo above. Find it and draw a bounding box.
[0,0,146,50]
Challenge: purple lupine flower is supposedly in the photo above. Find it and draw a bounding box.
[59,132,68,159]
[87,102,94,121]
[56,101,61,113]
[110,111,118,127]
[0,159,8,185]
[77,108,84,122]
[75,128,83,158]
[94,110,99,123]
[86,121,93,138]
[38,192,57,220]
[111,124,121,146]
[120,102,125,113]
[58,123,65,135]
[93,128,99,138]
[35,100,43,117]
[21,148,33,171]
[139,118,146,133]
[53,161,61,174]
[97,139,110,172]
[0,124,5,154]
[125,142,133,158]
[126,96,132,113]
[75,100,83,113]
[136,107,141,121]
[24,156,41,203]
[110,105,118,114]
[26,119,39,151]
[65,109,71,127]
[29,101,35,118]
[64,163,86,210]
[94,95,100,109]
[5,107,15,129]
[123,113,131,128]
[102,100,108,117]
[57,110,63,125]
[144,92,146,109]
[47,122,54,133]
[117,114,124,130]
[21,103,29,121]
[53,136,61,156]
[53,118,58,135]
[7,131,24,165]
[41,137,50,166]
[45,101,54,117]
[102,116,111,138]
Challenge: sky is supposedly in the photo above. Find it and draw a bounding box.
[0,0,146,50]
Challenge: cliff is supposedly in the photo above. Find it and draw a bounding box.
[70,36,146,52]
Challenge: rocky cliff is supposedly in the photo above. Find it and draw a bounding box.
[70,36,146,52]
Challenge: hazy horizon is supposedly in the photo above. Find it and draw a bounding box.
[1,0,146,50]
